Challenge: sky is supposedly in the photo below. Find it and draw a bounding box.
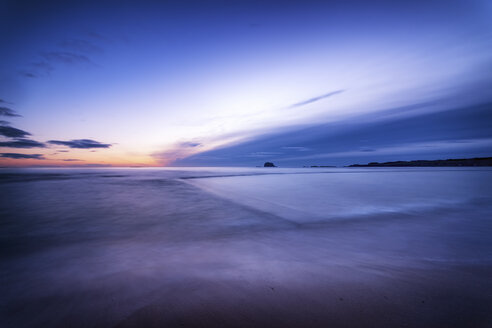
[1,0,491,167]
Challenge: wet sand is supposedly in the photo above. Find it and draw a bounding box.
[1,168,492,327]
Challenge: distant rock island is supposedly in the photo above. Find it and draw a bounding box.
[263,162,276,167]
[348,157,492,167]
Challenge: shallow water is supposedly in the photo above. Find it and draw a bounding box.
[1,167,492,327]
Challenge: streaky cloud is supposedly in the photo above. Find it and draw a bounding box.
[59,39,103,54]
[173,102,492,167]
[41,51,92,65]
[0,139,46,148]
[287,90,345,109]
[0,153,45,159]
[48,139,111,149]
[179,142,202,148]
[0,126,31,138]
[247,151,283,158]
[20,72,37,78]
[0,107,21,117]
[21,61,55,78]
[87,31,110,42]
[281,146,310,151]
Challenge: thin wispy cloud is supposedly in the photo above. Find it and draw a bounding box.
[152,140,205,165]
[87,31,110,42]
[19,35,105,78]
[48,139,111,149]
[247,151,283,158]
[281,146,310,152]
[0,153,45,159]
[179,142,202,148]
[20,72,37,78]
[41,52,93,65]
[0,107,21,117]
[0,139,46,148]
[282,138,492,162]
[0,126,31,138]
[287,90,345,109]
[21,61,55,78]
[59,39,103,54]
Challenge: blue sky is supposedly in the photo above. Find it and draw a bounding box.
[1,0,491,166]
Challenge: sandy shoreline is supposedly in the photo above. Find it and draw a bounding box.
[1,169,492,327]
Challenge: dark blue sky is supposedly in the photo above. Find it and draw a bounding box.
[1,0,491,166]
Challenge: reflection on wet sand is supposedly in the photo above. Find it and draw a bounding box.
[1,168,492,327]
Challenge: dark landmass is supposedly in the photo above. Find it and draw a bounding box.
[308,165,336,168]
[264,162,276,167]
[348,157,492,167]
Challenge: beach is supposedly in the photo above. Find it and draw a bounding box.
[1,167,492,327]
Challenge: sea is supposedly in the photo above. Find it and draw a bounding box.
[1,167,492,327]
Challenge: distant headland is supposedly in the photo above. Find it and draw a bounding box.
[348,157,492,167]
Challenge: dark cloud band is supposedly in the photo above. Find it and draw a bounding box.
[0,107,21,117]
[0,153,44,159]
[288,90,345,109]
[0,126,31,138]
[0,139,46,148]
[48,139,111,149]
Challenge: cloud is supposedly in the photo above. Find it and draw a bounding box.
[247,151,283,157]
[20,72,37,78]
[19,33,107,79]
[41,51,92,65]
[0,126,31,138]
[62,159,83,162]
[59,39,103,54]
[19,61,56,78]
[152,140,205,164]
[0,139,46,148]
[0,120,10,125]
[47,139,111,149]
[179,142,202,147]
[0,107,21,117]
[281,146,310,151]
[0,153,45,159]
[287,90,345,109]
[21,51,95,78]
[283,138,492,162]
[87,32,109,42]
[172,102,492,167]
[26,61,55,77]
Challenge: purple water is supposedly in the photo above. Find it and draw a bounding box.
[1,167,492,327]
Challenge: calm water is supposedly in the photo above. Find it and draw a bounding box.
[1,167,492,327]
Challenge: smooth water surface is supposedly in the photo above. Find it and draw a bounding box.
[1,167,492,327]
